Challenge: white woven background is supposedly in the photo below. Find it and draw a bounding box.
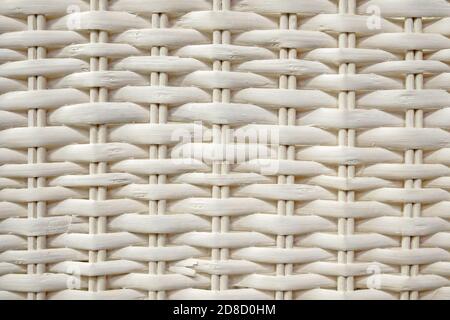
[0,0,450,300]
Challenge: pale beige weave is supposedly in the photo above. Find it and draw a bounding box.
[0,0,450,300]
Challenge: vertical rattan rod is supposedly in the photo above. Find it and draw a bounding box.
[147,11,169,300]
[87,0,110,293]
[210,0,231,293]
[26,13,48,300]
[336,0,356,294]
[275,12,297,300]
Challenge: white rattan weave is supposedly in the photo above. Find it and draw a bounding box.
[0,0,450,300]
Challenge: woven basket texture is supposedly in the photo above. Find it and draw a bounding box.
[1,0,450,300]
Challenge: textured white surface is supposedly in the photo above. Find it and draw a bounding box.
[0,0,450,300]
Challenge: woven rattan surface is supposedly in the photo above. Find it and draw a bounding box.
[1,0,450,300]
